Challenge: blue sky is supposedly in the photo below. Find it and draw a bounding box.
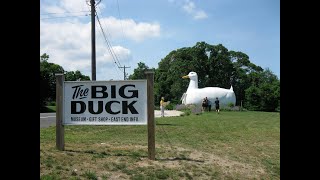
[40,0,280,80]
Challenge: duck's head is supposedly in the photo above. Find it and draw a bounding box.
[182,72,198,81]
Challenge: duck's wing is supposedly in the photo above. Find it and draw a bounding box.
[181,92,187,104]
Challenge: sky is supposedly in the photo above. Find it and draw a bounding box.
[40,0,280,81]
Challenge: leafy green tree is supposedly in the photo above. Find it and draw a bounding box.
[40,53,91,111]
[244,69,280,111]
[128,62,150,80]
[128,41,280,111]
[65,70,90,81]
[40,69,51,111]
[244,86,262,111]
[40,55,64,102]
[154,42,237,105]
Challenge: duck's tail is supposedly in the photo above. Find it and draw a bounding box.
[230,85,233,91]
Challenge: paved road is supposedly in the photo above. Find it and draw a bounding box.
[40,113,56,128]
[40,110,183,128]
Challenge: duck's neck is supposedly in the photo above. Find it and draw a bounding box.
[187,78,198,92]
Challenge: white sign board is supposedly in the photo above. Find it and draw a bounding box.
[63,80,147,125]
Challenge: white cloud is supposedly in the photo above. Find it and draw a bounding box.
[183,1,196,13]
[98,17,160,42]
[60,0,88,13]
[182,0,208,20]
[194,10,208,20]
[41,0,160,80]
[40,20,132,80]
[42,5,66,14]
[41,0,88,14]
[99,46,131,64]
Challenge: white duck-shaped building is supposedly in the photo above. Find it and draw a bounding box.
[181,72,236,107]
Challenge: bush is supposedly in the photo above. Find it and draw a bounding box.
[181,109,191,116]
[227,102,234,108]
[47,101,56,106]
[165,103,175,110]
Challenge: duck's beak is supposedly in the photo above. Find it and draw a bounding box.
[182,75,189,79]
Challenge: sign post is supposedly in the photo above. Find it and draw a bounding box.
[55,74,152,158]
[56,73,65,151]
[145,70,155,160]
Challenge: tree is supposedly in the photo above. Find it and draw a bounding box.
[40,69,51,111]
[128,62,150,80]
[40,53,91,111]
[244,69,280,111]
[40,56,64,103]
[128,41,280,111]
[65,70,90,81]
[153,42,236,105]
[41,53,49,61]
[244,86,262,111]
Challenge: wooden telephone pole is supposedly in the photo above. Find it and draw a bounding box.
[119,65,131,80]
[87,0,101,81]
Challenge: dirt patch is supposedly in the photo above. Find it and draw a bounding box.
[126,145,266,178]
[41,143,268,179]
[190,150,266,178]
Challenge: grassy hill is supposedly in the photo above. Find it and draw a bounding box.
[40,111,280,179]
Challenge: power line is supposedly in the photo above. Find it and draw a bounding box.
[40,11,90,15]
[97,5,113,45]
[91,1,126,80]
[119,65,131,80]
[85,1,122,79]
[96,4,124,69]
[96,11,123,71]
[95,16,123,79]
[116,0,126,42]
[40,15,89,20]
[88,2,121,77]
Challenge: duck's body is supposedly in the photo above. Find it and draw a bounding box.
[181,72,236,107]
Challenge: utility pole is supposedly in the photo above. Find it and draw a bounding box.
[90,0,96,81]
[119,65,131,80]
[87,0,101,80]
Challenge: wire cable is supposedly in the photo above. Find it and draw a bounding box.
[40,11,90,15]
[40,15,89,20]
[96,5,123,69]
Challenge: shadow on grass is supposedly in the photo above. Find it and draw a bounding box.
[156,123,179,126]
[64,149,148,158]
[157,157,204,163]
[64,149,203,163]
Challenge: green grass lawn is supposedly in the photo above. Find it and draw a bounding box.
[40,111,280,179]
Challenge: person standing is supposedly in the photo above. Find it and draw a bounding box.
[207,98,212,112]
[215,97,220,114]
[202,98,207,112]
[160,97,165,117]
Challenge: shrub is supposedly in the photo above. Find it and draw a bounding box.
[165,103,175,110]
[47,101,56,106]
[181,109,191,116]
[227,102,234,108]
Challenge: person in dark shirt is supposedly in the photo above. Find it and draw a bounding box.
[215,97,220,114]
[207,97,212,112]
[202,98,207,112]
